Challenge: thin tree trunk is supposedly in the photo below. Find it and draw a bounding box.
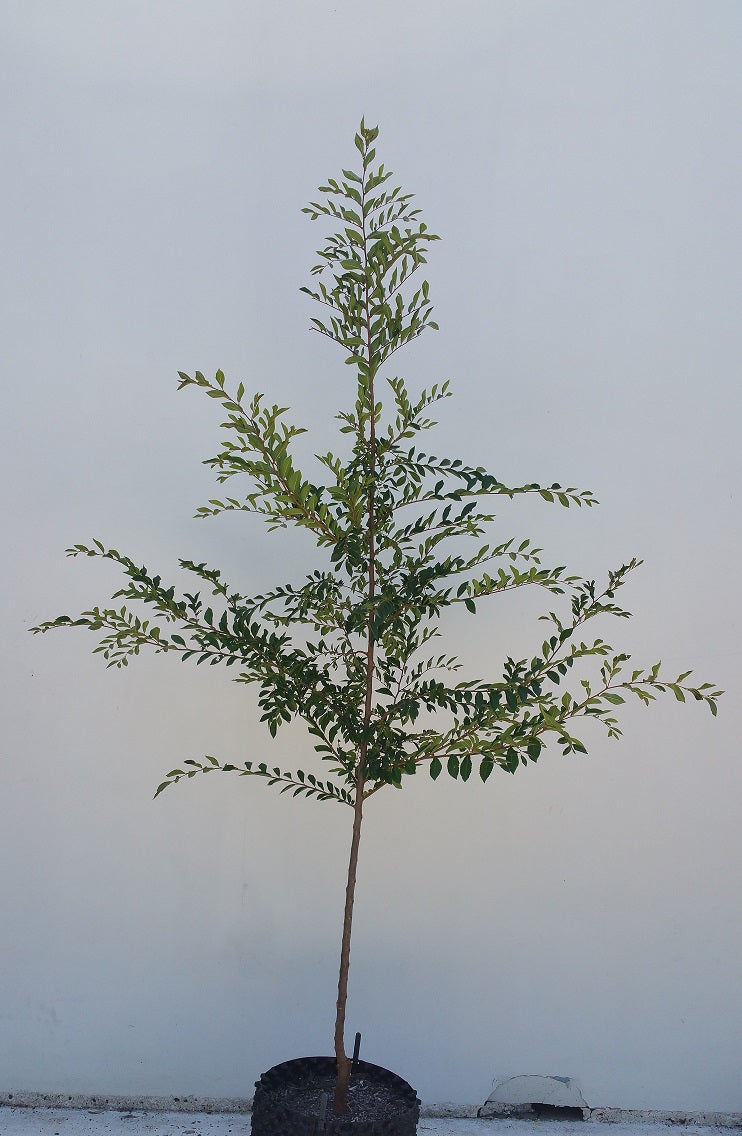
[333,139,377,1115]
[332,780,365,1113]
[333,605,374,1114]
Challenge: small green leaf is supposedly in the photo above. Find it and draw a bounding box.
[504,748,518,772]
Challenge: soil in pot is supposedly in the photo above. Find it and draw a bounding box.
[251,1056,420,1136]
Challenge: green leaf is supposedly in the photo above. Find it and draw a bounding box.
[429,757,442,780]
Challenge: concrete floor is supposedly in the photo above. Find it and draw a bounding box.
[0,1109,734,1136]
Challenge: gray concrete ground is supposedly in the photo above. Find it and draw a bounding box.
[0,1110,736,1136]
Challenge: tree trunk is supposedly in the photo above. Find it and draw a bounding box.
[333,144,378,1115]
[332,783,365,1113]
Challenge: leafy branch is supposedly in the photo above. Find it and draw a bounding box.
[154,756,353,806]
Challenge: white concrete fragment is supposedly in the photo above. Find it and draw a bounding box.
[482,1074,587,1110]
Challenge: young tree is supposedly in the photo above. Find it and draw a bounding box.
[32,121,721,1116]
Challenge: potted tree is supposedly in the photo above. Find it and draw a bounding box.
[32,121,721,1134]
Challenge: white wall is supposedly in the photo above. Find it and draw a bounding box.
[2,0,741,1112]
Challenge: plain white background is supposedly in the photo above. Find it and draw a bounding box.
[2,0,741,1112]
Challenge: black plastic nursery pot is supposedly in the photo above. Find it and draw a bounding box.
[250,1056,421,1136]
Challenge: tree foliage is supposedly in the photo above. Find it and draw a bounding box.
[32,124,720,800]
